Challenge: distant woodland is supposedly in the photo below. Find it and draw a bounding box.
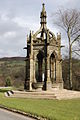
[0,57,80,90]
[0,57,25,89]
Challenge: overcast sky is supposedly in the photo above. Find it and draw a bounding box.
[0,0,80,58]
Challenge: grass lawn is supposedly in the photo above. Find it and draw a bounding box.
[0,88,80,120]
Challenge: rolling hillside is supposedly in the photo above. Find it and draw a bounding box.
[0,57,25,88]
[0,57,80,90]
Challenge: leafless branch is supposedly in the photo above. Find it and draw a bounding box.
[74,51,80,57]
[71,35,80,45]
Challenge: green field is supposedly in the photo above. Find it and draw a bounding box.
[0,88,80,120]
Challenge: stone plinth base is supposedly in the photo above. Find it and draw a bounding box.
[6,89,80,100]
[32,82,43,90]
[24,81,32,91]
[24,81,63,91]
[52,82,63,90]
[46,81,52,90]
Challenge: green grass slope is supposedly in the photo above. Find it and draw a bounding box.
[0,88,80,120]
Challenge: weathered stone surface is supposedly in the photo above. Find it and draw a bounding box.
[24,4,63,91]
[6,90,80,100]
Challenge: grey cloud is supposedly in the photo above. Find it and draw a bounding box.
[0,11,29,57]
[0,0,80,57]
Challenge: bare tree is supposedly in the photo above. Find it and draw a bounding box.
[53,9,80,89]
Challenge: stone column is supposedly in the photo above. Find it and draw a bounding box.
[29,31,33,90]
[24,58,30,90]
[47,56,50,82]
[30,57,33,90]
[54,59,56,82]
[56,60,59,83]
[33,55,36,83]
[46,55,52,90]
[56,60,63,89]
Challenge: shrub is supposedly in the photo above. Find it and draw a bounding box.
[5,76,11,87]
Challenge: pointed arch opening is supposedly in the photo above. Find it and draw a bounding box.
[36,51,44,82]
[50,52,57,83]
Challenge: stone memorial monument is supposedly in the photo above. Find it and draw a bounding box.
[24,3,63,91]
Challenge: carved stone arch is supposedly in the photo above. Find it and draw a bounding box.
[37,49,45,59]
[33,28,42,38]
[50,51,57,83]
[49,51,57,59]
[49,31,56,39]
[50,53,55,59]
[35,50,44,82]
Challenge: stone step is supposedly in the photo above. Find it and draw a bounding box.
[13,91,55,95]
[52,90,80,99]
[5,89,80,100]
[11,94,56,99]
[7,90,57,99]
[15,92,55,95]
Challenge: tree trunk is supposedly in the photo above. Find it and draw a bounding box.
[69,45,73,89]
[68,30,73,89]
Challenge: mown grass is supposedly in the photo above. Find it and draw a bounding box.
[0,89,80,120]
[0,87,12,92]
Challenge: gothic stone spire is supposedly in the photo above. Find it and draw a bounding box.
[40,3,47,28]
